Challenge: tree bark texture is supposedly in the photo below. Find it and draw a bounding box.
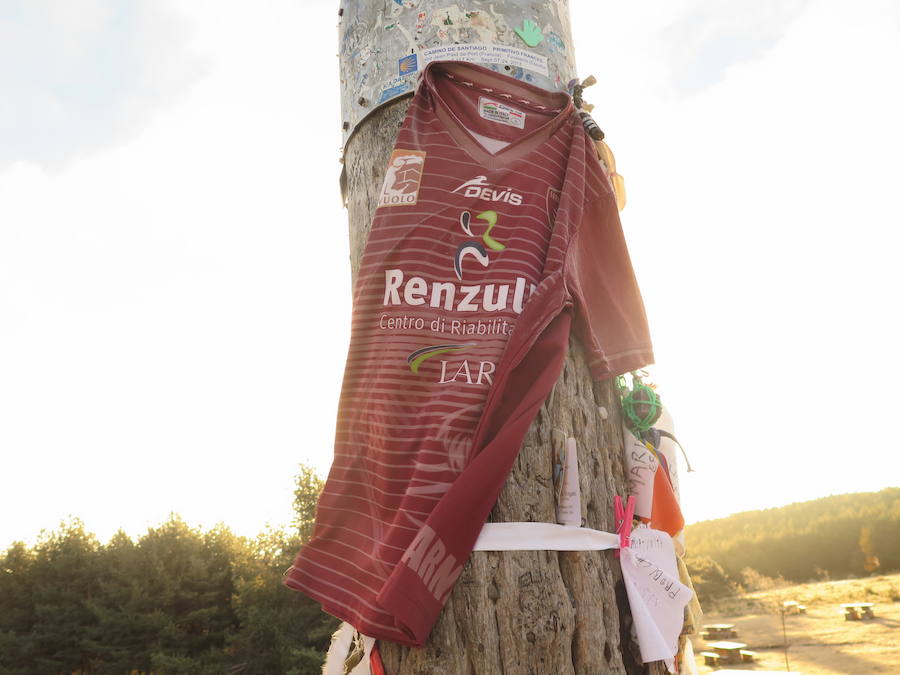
[343,98,666,675]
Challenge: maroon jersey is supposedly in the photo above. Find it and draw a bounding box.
[285,61,653,646]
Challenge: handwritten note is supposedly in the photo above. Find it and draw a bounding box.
[620,526,692,666]
[556,437,581,527]
[630,527,675,562]
[622,421,656,520]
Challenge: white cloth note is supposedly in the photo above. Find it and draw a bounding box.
[620,526,692,666]
[681,639,700,675]
[323,622,375,675]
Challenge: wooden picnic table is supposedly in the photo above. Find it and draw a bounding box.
[783,599,807,614]
[701,622,737,639]
[706,640,748,664]
[841,602,875,620]
[716,671,802,674]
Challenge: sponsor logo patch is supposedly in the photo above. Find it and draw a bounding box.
[378,149,426,208]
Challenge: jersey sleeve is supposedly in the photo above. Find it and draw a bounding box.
[564,192,654,379]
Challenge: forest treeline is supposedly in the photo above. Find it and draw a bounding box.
[4,475,898,673]
[684,488,900,603]
[0,466,337,675]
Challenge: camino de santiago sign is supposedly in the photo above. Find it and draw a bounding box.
[338,0,578,147]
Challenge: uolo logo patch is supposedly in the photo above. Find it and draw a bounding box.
[378,149,426,208]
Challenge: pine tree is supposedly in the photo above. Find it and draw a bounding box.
[26,519,102,674]
[0,541,37,675]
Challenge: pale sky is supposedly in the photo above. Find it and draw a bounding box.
[2,0,899,550]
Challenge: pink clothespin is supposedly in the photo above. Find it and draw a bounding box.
[613,495,636,557]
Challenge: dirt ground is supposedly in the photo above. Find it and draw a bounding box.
[691,575,900,674]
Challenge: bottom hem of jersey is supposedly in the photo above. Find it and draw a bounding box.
[589,348,655,380]
[376,565,439,648]
[283,570,423,647]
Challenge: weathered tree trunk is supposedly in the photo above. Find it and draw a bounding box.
[342,99,666,675]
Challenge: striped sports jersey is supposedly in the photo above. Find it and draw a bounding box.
[285,61,653,646]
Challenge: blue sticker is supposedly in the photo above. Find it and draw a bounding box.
[547,33,566,52]
[378,83,409,104]
[399,54,418,75]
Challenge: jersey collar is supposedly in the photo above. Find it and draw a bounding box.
[423,61,574,170]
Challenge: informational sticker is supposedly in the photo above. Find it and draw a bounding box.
[378,81,412,105]
[421,43,549,77]
[479,97,526,129]
[377,149,426,208]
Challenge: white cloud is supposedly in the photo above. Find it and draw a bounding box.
[0,0,349,546]
[575,0,900,522]
[0,0,204,169]
[659,0,812,93]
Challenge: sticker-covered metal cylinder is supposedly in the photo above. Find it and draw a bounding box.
[338,0,577,146]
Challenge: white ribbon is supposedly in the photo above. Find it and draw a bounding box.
[473,521,618,551]
[473,521,691,669]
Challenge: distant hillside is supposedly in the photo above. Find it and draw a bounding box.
[685,488,900,583]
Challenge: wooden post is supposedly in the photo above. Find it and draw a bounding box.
[339,3,668,673]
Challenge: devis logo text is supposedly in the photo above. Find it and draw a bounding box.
[452,176,523,206]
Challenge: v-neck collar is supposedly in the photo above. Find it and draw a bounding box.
[423,61,574,170]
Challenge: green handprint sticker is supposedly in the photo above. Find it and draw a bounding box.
[515,19,544,48]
